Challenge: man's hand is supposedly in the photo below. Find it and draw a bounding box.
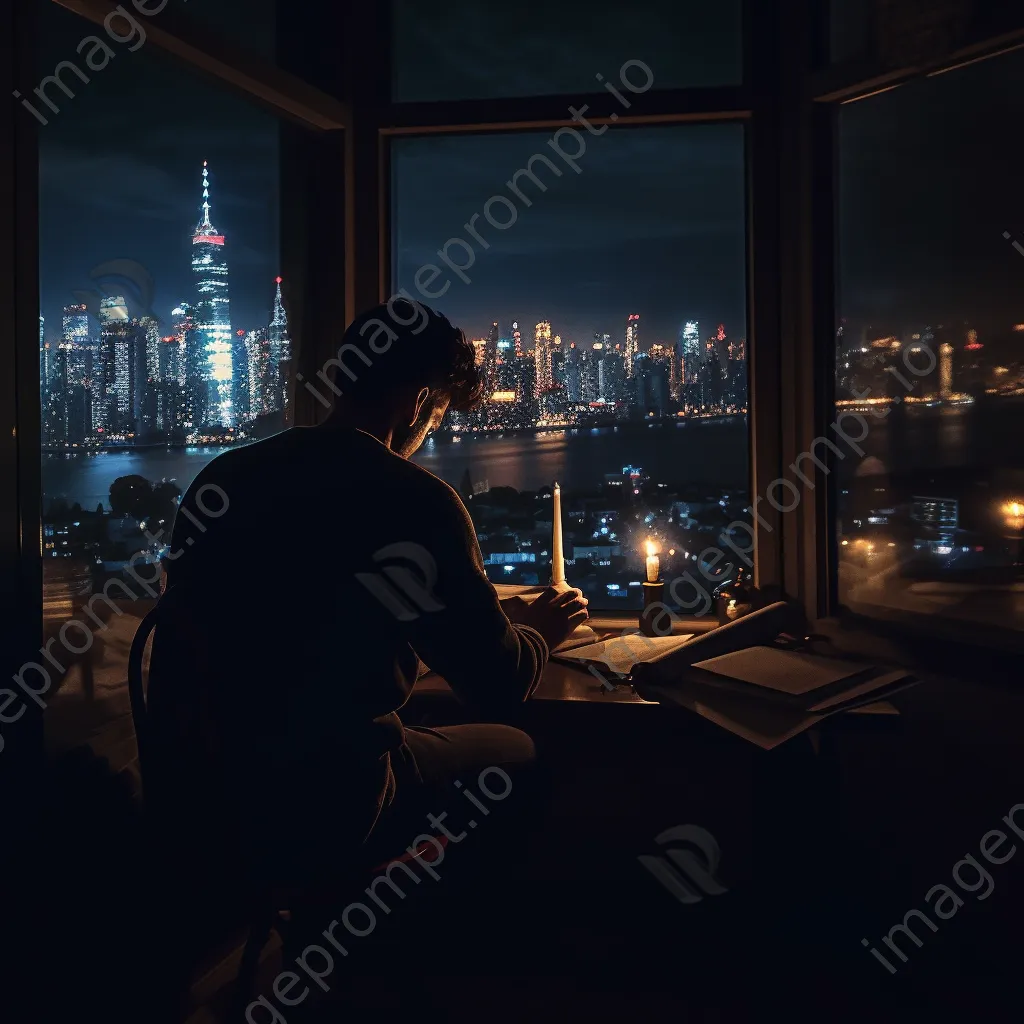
[514,586,589,652]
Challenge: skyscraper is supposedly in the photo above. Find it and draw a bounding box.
[483,320,500,394]
[98,295,130,434]
[625,313,640,378]
[39,315,49,404]
[534,320,553,397]
[679,320,700,412]
[191,162,233,428]
[268,276,291,420]
[137,315,161,436]
[939,342,954,398]
[246,327,271,418]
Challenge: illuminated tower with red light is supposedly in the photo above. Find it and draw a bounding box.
[191,162,234,428]
[625,314,640,378]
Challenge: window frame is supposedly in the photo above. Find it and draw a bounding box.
[348,0,789,618]
[15,0,1021,768]
[808,4,1024,642]
[1,0,350,774]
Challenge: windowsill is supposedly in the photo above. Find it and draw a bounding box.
[814,609,1024,688]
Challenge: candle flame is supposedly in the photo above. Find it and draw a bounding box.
[645,539,657,557]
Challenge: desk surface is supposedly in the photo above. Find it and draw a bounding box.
[414,629,903,728]
[416,653,651,704]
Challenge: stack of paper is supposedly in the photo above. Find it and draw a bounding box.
[632,644,915,749]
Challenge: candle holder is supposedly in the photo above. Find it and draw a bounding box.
[639,580,665,637]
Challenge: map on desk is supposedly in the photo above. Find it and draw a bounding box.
[553,633,694,675]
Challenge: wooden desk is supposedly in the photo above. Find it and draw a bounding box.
[415,652,652,704]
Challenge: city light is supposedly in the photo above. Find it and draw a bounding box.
[1001,500,1024,532]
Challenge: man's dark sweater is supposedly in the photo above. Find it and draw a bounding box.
[147,425,547,874]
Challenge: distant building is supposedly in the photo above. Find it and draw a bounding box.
[191,162,234,428]
[625,313,640,378]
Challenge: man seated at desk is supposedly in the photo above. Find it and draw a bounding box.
[146,299,589,887]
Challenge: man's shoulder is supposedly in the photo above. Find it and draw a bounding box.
[391,452,466,512]
[184,430,301,486]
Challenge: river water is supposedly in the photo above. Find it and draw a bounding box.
[42,420,751,508]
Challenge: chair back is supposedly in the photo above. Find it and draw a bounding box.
[128,601,162,794]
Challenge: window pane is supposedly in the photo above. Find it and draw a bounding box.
[392,125,749,613]
[38,3,289,755]
[393,0,742,102]
[836,46,1024,637]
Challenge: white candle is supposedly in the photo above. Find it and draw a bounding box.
[645,539,660,583]
[551,482,566,585]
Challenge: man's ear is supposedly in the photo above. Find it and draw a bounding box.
[410,386,430,426]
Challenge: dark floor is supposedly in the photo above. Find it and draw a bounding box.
[14,657,1024,1023]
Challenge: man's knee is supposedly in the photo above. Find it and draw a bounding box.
[477,724,536,770]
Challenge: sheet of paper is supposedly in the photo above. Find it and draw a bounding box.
[555,633,694,675]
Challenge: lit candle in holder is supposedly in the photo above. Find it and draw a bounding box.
[551,482,566,586]
[639,539,665,637]
[645,539,660,582]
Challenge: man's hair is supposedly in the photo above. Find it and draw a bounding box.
[328,299,483,411]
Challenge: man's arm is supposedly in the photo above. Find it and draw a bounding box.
[400,481,548,713]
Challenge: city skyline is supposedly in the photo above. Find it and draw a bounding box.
[41,161,292,446]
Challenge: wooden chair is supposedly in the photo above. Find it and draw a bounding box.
[128,598,448,1021]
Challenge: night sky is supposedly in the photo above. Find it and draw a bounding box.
[33,0,1024,351]
[37,0,279,337]
[393,125,748,346]
[839,43,1024,338]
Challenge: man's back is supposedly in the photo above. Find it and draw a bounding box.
[146,425,547,878]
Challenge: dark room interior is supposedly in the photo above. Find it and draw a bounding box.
[4,1,1024,1021]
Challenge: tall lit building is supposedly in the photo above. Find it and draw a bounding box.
[191,161,234,428]
[157,334,185,435]
[625,314,640,378]
[512,321,523,359]
[246,327,271,418]
[268,276,291,420]
[484,320,500,392]
[98,295,130,434]
[679,320,700,411]
[62,304,89,345]
[534,321,554,397]
[939,342,954,398]
[39,316,47,399]
[173,302,205,432]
